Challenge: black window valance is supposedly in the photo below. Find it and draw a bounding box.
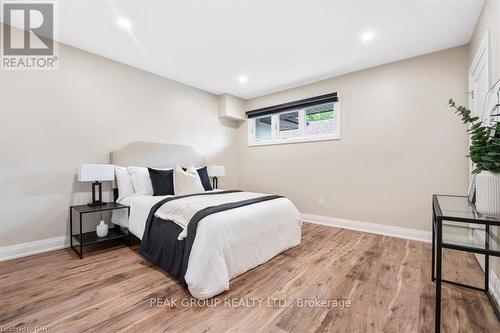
[246,92,338,119]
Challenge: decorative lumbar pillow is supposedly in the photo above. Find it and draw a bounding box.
[148,168,174,196]
[174,165,204,195]
[128,166,158,195]
[115,166,135,201]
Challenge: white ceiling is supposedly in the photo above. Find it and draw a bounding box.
[4,0,484,98]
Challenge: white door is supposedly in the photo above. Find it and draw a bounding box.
[468,33,489,269]
[469,32,490,173]
[469,32,490,121]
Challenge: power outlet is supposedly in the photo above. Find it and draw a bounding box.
[317,198,325,207]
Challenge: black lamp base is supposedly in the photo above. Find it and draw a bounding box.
[87,201,106,207]
[87,181,105,206]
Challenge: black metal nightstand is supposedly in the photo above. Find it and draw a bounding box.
[70,202,131,259]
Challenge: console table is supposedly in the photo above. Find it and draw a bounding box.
[432,194,500,332]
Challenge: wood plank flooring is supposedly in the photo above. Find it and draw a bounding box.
[1,223,499,332]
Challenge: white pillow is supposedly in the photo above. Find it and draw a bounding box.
[173,165,204,195]
[115,166,135,201]
[128,166,154,195]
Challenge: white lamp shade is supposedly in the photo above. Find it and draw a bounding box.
[207,165,225,177]
[78,164,115,182]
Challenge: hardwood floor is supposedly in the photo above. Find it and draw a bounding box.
[1,223,499,332]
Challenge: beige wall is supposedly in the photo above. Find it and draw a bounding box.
[238,46,470,232]
[469,0,500,293]
[0,25,239,247]
[0,18,484,248]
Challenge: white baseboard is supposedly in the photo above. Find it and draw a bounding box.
[0,235,69,262]
[301,213,431,243]
[1,214,430,261]
[2,216,497,306]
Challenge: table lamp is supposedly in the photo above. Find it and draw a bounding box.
[78,164,115,206]
[207,165,225,189]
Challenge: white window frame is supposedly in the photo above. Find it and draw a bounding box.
[248,102,341,146]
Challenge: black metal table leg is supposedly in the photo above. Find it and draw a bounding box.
[432,202,435,281]
[435,217,442,333]
[127,206,131,247]
[70,207,73,250]
[485,225,489,293]
[69,207,80,258]
[79,212,83,259]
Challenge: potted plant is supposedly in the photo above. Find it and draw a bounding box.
[448,98,500,217]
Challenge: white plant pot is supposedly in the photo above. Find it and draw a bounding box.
[475,171,500,217]
[96,220,109,237]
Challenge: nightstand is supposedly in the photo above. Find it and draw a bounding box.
[70,202,130,259]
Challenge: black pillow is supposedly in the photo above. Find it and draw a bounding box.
[181,166,213,191]
[148,168,174,196]
[196,166,213,191]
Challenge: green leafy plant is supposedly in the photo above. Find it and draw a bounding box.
[305,111,334,122]
[448,99,500,174]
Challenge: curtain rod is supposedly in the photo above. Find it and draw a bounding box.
[245,92,338,119]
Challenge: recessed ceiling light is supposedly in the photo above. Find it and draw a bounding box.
[238,76,248,83]
[361,31,375,42]
[116,17,132,31]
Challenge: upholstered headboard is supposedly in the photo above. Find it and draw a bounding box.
[110,142,205,198]
[110,141,205,168]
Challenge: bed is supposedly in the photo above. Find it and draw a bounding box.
[110,142,302,299]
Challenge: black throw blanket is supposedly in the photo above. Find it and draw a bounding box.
[139,190,283,286]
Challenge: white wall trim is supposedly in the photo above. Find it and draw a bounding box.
[0,235,69,262]
[302,213,431,243]
[1,214,431,261]
[3,217,495,304]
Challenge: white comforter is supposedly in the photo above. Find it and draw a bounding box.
[155,191,272,240]
[115,191,302,299]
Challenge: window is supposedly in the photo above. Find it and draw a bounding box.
[279,111,300,138]
[255,115,272,141]
[247,93,340,146]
